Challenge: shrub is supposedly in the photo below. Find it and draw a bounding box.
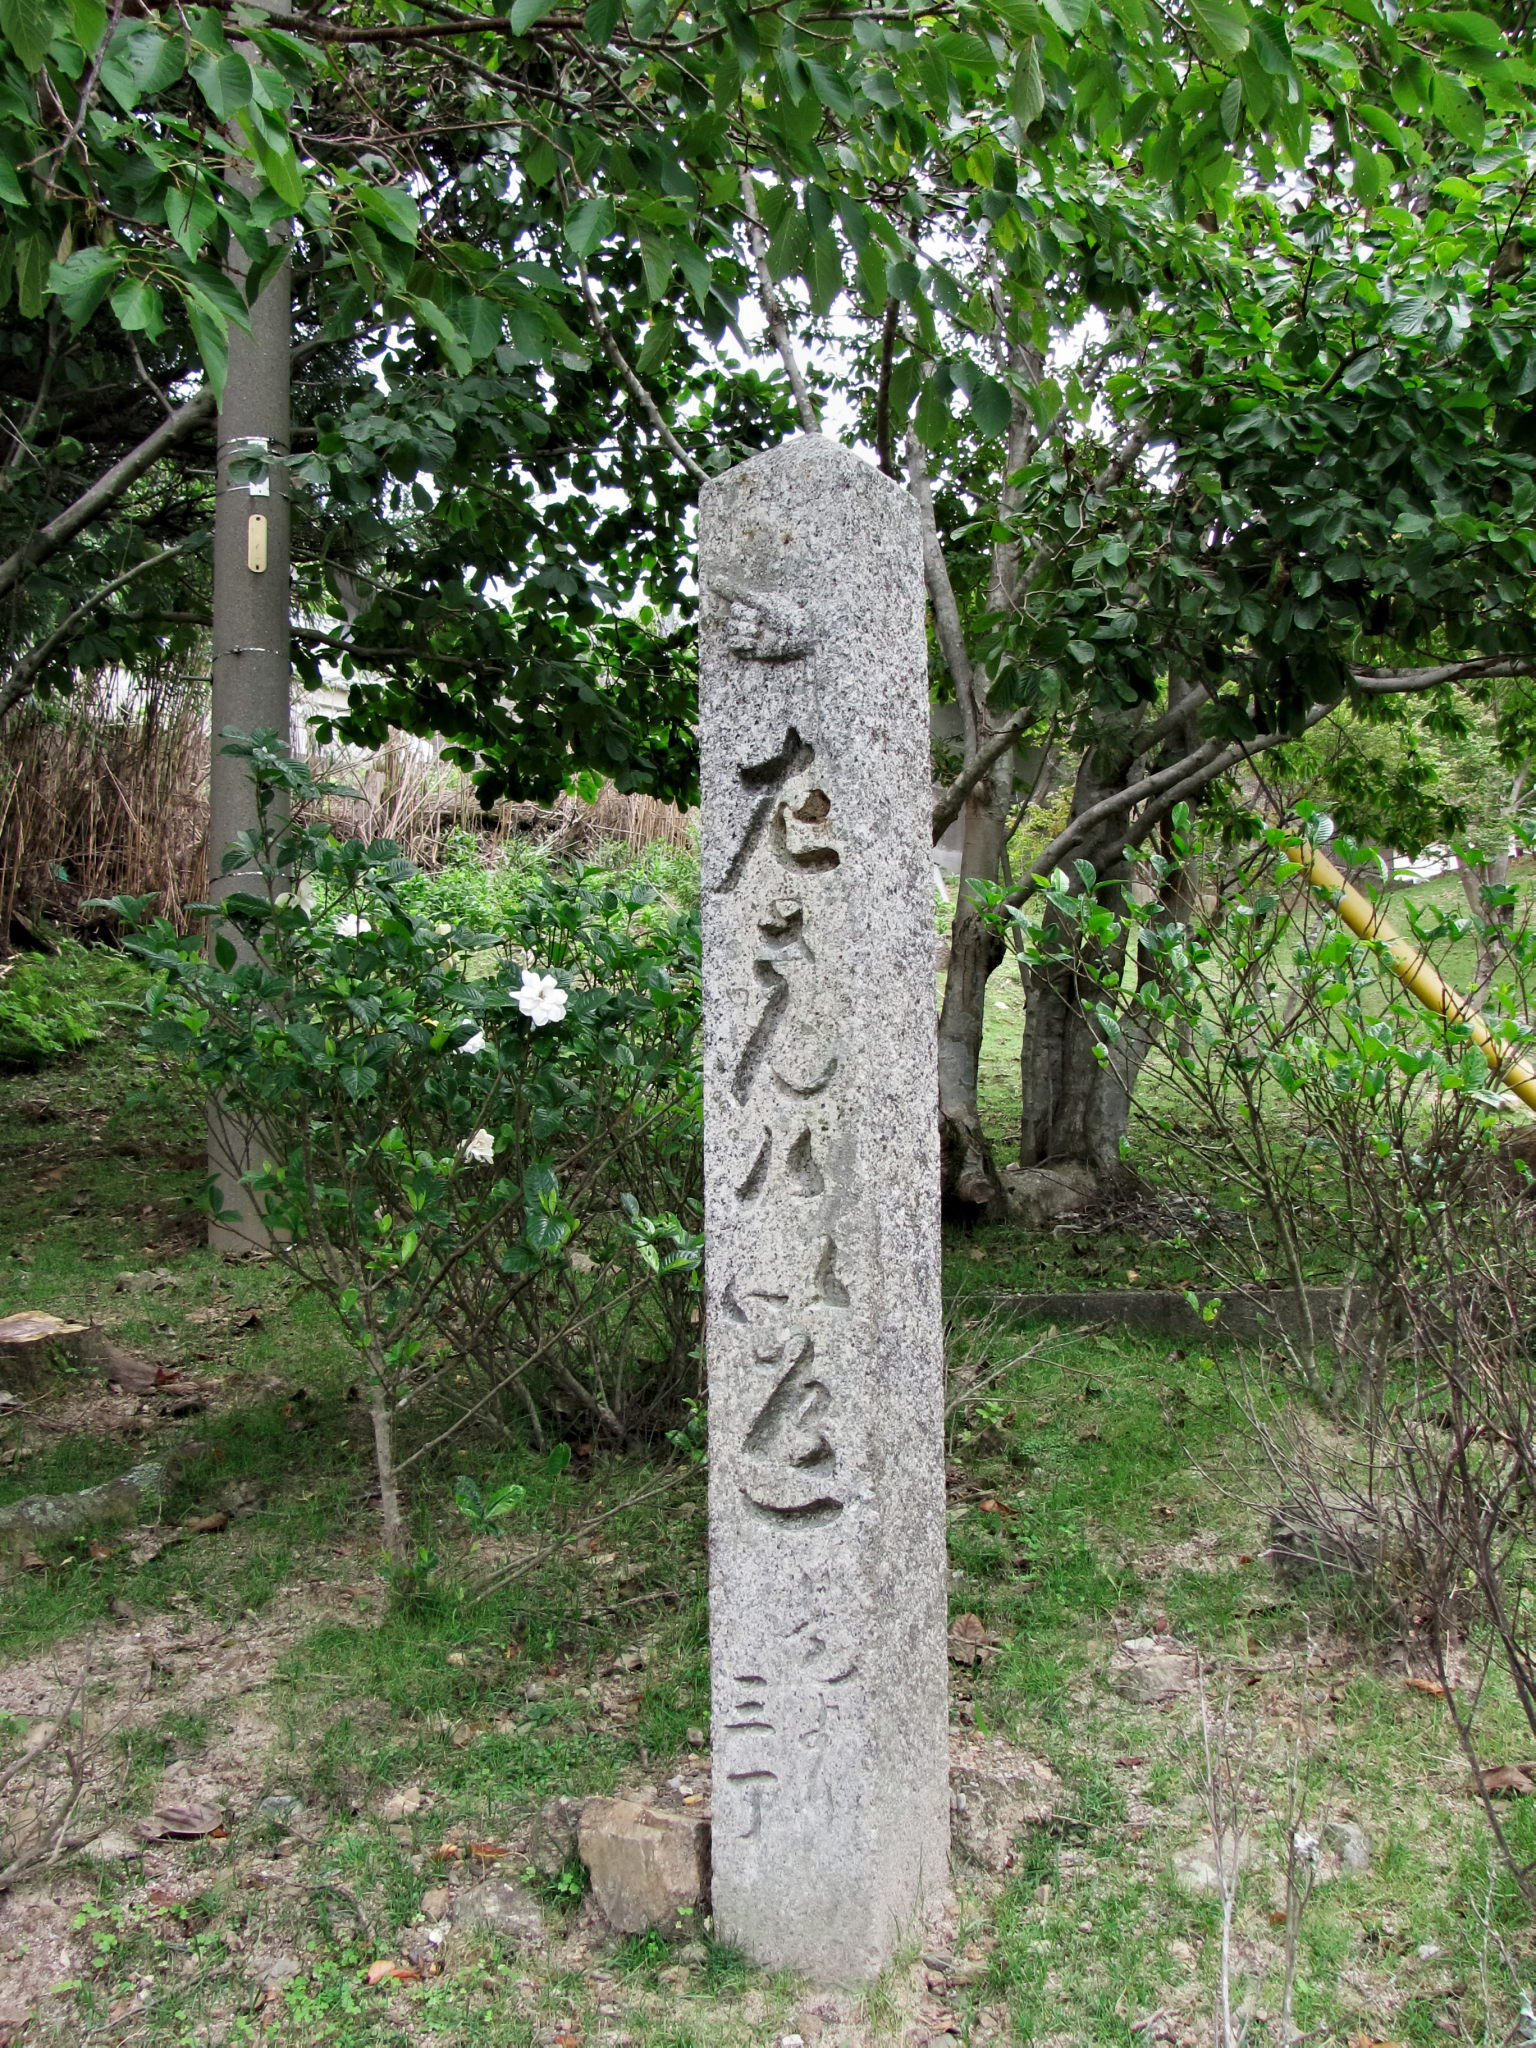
[0,939,143,1070]
[109,734,702,1558]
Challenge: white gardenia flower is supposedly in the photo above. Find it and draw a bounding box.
[517,968,568,1028]
[456,1030,486,1056]
[463,1128,496,1164]
[334,912,371,938]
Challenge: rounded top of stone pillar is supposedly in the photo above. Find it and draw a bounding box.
[702,433,913,518]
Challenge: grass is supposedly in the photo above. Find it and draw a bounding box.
[2,954,1536,2045]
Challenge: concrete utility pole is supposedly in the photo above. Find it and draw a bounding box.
[205,22,293,1245]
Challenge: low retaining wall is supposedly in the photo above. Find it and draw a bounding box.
[995,1285,1350,1344]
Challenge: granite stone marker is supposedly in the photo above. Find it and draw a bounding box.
[699,436,949,1983]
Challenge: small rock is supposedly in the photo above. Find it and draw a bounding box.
[1111,1637,1199,1704]
[676,1941,708,1964]
[950,1743,1061,1872]
[685,1727,706,1748]
[114,1267,178,1294]
[1324,1818,1370,1872]
[80,1827,144,1865]
[248,1953,301,1989]
[420,1887,453,1921]
[578,1796,710,1935]
[454,1878,545,1945]
[253,1794,304,1825]
[527,1794,586,1879]
[614,1647,647,1673]
[1001,1161,1098,1228]
[378,1786,426,1822]
[1171,1831,1256,1895]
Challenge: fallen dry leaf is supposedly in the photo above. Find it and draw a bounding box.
[184,1512,229,1535]
[1405,1676,1445,1698]
[1470,1765,1536,1797]
[20,1552,45,1572]
[976,1497,1016,1517]
[947,1613,997,1667]
[431,1841,463,1861]
[467,1842,508,1860]
[364,1960,420,1986]
[136,1800,224,1840]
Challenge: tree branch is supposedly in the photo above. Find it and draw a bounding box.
[574,264,708,484]
[740,173,819,435]
[0,535,210,724]
[875,297,899,478]
[1004,708,1338,911]
[1015,426,1147,603]
[0,386,217,604]
[905,429,978,751]
[932,702,1039,841]
[1350,655,1536,693]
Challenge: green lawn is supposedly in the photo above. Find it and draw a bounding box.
[1,956,1533,2046]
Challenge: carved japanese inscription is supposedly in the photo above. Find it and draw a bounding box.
[700,437,948,1985]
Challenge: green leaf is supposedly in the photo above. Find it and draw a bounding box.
[0,152,22,205]
[637,231,675,302]
[1410,8,1501,49]
[1431,67,1484,147]
[47,245,121,326]
[100,21,186,109]
[190,47,253,120]
[410,296,472,374]
[214,933,237,971]
[634,316,675,375]
[68,0,104,51]
[563,194,615,258]
[1385,293,1437,336]
[1340,348,1381,388]
[802,55,855,117]
[584,0,621,38]
[110,274,164,336]
[1010,40,1045,129]
[1189,0,1250,58]
[358,182,420,245]
[509,0,558,32]
[1042,0,1089,30]
[969,373,1012,437]
[185,293,230,399]
[0,0,59,70]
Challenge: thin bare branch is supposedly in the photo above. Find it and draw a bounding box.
[740,173,820,435]
[574,265,708,484]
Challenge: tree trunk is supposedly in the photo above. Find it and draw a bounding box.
[1017,737,1153,1181]
[368,1381,407,1563]
[937,751,1012,1217]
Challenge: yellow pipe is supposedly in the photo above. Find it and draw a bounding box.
[1288,842,1536,1116]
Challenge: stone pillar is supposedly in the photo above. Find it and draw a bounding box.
[699,436,949,1983]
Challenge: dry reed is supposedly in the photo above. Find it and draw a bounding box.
[0,677,696,946]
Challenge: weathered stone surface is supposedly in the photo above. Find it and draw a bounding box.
[527,1793,585,1878]
[1000,1162,1098,1228]
[1324,1818,1371,1872]
[1171,1830,1258,1894]
[700,437,949,1983]
[79,1827,144,1866]
[1111,1635,1199,1704]
[452,1878,545,1944]
[578,1796,710,1935]
[949,1743,1061,1872]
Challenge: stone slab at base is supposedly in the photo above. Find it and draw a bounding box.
[578,1797,710,1936]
